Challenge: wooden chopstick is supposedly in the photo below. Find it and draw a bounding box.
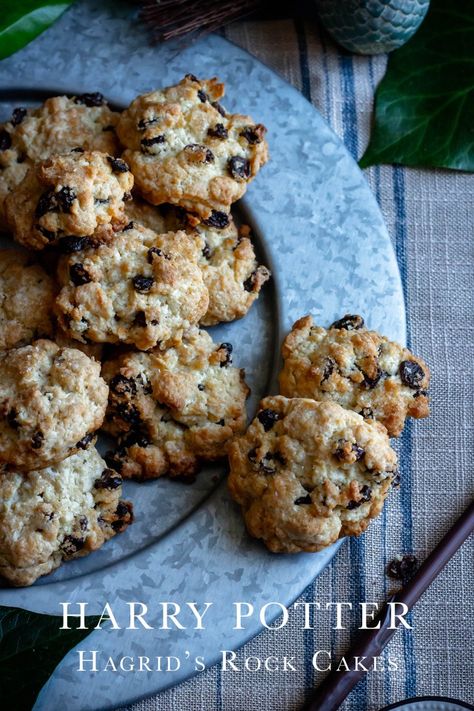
[303,499,474,711]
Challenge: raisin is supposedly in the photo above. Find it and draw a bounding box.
[399,360,425,389]
[70,263,92,286]
[271,451,287,466]
[95,197,109,205]
[122,431,150,449]
[335,440,365,462]
[132,275,154,293]
[243,271,257,292]
[59,236,92,254]
[202,211,229,229]
[123,191,132,201]
[56,186,76,212]
[7,409,19,429]
[107,156,129,173]
[31,431,44,449]
[105,451,122,472]
[257,409,280,432]
[202,243,211,259]
[217,342,233,367]
[228,156,250,181]
[61,535,85,556]
[185,73,199,82]
[197,383,205,391]
[116,500,133,518]
[141,135,165,152]
[78,516,88,531]
[295,494,312,505]
[413,389,428,398]
[346,484,372,509]
[330,314,364,331]
[212,100,226,117]
[137,117,159,130]
[240,124,265,144]
[360,366,382,389]
[0,130,12,151]
[197,89,208,102]
[76,432,95,449]
[142,379,153,394]
[94,468,123,490]
[134,311,147,328]
[37,225,56,241]
[109,374,137,396]
[35,190,56,217]
[387,554,418,581]
[184,144,214,163]
[208,123,228,139]
[11,107,27,126]
[75,92,105,107]
[123,221,134,231]
[359,407,374,419]
[117,403,142,426]
[147,247,170,263]
[321,357,336,382]
[248,447,258,464]
[259,451,285,475]
[352,444,366,460]
[112,501,133,531]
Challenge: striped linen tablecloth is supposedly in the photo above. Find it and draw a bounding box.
[123,12,474,711]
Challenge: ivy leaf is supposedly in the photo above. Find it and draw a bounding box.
[0,605,101,711]
[360,0,474,172]
[0,1,74,61]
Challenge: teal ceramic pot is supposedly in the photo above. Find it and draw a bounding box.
[315,0,430,55]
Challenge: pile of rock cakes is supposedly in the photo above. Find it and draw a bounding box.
[0,75,270,585]
[0,74,430,585]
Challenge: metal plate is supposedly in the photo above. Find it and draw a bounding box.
[0,1,405,709]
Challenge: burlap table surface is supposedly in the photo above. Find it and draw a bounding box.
[122,14,474,711]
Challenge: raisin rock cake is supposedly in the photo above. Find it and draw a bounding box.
[279,315,430,437]
[0,446,132,586]
[102,327,250,481]
[228,396,398,553]
[116,74,268,221]
[0,340,108,470]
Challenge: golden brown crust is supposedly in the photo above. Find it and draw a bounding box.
[196,220,271,325]
[0,339,108,470]
[0,96,120,229]
[13,95,119,161]
[54,223,208,350]
[102,328,250,481]
[123,204,271,325]
[0,447,132,586]
[228,396,398,553]
[279,315,430,437]
[0,250,56,349]
[5,151,133,250]
[117,75,268,219]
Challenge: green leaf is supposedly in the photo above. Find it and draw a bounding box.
[0,1,74,61]
[0,605,101,711]
[360,0,474,172]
